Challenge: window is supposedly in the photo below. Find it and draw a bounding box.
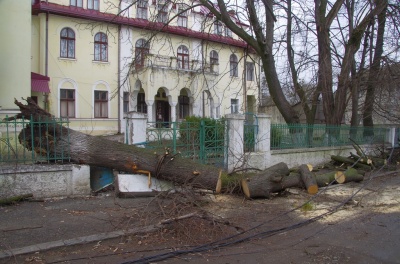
[137,92,147,113]
[246,62,254,81]
[137,0,148,19]
[177,4,188,27]
[135,39,150,68]
[214,20,223,35]
[123,92,129,113]
[94,32,108,62]
[60,28,75,58]
[231,99,239,114]
[70,0,82,7]
[210,50,219,73]
[178,95,190,119]
[88,0,99,10]
[157,0,169,23]
[177,45,189,69]
[94,91,108,118]
[230,54,238,77]
[60,89,75,118]
[225,27,232,37]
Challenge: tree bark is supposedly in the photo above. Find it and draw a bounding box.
[299,164,318,194]
[335,168,364,183]
[241,162,293,198]
[5,98,223,191]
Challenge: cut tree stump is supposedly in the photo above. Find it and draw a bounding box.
[299,164,318,194]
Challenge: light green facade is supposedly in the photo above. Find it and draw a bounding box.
[0,0,31,113]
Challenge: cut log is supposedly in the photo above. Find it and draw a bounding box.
[335,168,364,183]
[4,98,223,192]
[299,164,318,194]
[241,162,295,199]
[331,155,372,171]
[315,171,336,186]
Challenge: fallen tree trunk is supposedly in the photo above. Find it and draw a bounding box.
[241,162,303,198]
[5,98,223,191]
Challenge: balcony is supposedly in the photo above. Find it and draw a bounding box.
[132,54,219,76]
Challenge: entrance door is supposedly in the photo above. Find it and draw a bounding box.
[156,100,170,126]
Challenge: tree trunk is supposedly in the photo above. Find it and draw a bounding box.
[241,162,294,198]
[6,98,223,191]
[335,168,364,183]
[331,155,372,171]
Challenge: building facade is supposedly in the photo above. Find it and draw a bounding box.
[2,0,260,136]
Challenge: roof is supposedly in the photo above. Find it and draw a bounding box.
[32,1,249,49]
[31,72,50,93]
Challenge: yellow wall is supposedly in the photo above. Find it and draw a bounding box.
[0,0,31,112]
[38,14,119,134]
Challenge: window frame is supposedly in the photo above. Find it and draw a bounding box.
[214,20,223,35]
[94,32,108,62]
[137,92,147,113]
[210,50,219,73]
[177,45,189,69]
[88,0,99,10]
[123,92,129,113]
[229,54,238,77]
[135,39,150,68]
[60,28,75,59]
[70,0,83,7]
[246,62,254,81]
[94,90,108,118]
[177,4,188,27]
[137,0,148,19]
[231,99,239,114]
[178,95,190,119]
[60,89,76,118]
[157,0,169,23]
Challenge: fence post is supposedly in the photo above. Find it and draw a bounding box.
[225,114,245,173]
[253,114,272,169]
[124,111,147,145]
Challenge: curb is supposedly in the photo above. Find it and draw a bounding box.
[0,225,159,259]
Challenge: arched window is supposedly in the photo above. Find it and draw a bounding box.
[210,50,219,73]
[177,45,189,69]
[60,28,75,58]
[230,54,238,77]
[94,32,108,62]
[135,39,150,68]
[214,20,223,35]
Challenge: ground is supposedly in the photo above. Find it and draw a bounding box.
[1,170,399,264]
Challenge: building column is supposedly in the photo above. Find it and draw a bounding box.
[170,101,177,122]
[225,114,245,173]
[146,100,154,123]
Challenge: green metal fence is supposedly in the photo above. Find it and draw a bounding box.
[271,124,390,150]
[244,113,258,152]
[0,115,71,164]
[145,120,226,167]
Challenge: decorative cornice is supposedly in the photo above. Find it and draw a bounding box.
[32,1,248,49]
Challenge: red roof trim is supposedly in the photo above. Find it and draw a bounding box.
[32,1,248,49]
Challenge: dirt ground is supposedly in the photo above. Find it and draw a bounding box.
[1,170,400,264]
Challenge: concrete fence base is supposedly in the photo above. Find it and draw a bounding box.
[0,164,91,199]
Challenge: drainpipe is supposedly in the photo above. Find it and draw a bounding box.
[117,24,121,134]
[44,12,49,111]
